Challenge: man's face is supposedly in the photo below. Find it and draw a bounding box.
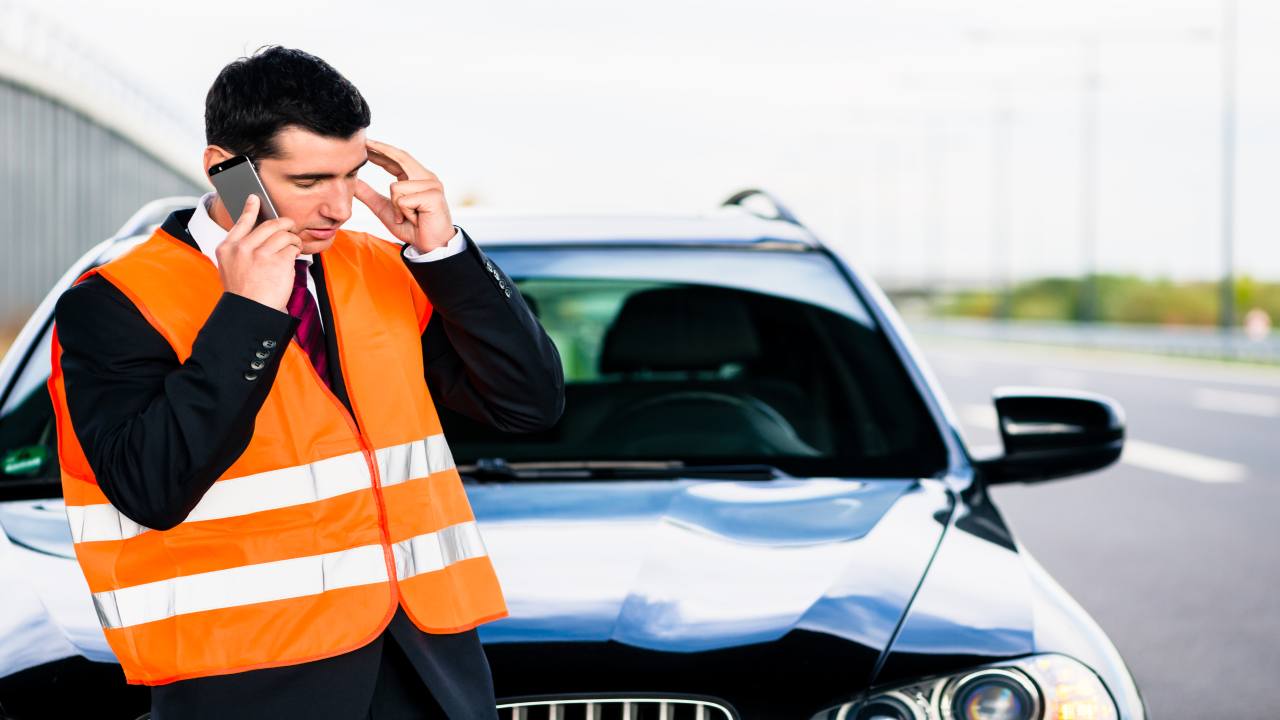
[252,126,368,255]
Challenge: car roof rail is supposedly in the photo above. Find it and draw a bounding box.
[112,195,202,240]
[720,188,804,229]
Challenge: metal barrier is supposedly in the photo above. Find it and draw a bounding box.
[910,316,1280,365]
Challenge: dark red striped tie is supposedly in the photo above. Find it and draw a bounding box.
[286,260,331,389]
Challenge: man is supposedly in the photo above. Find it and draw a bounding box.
[48,46,564,719]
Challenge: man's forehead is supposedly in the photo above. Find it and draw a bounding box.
[271,126,366,165]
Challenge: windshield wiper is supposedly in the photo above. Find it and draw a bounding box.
[459,458,787,482]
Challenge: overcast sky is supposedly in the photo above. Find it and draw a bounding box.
[28,0,1280,283]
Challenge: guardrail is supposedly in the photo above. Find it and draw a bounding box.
[907,316,1280,365]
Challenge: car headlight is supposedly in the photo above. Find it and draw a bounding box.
[810,653,1118,720]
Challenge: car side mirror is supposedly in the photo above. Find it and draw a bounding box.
[974,387,1125,485]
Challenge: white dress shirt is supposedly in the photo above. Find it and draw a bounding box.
[186,191,467,330]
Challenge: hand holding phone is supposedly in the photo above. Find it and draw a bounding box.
[207,155,297,310]
[214,194,302,312]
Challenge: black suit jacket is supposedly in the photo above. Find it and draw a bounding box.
[52,209,564,719]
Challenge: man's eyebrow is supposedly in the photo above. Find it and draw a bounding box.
[284,158,369,182]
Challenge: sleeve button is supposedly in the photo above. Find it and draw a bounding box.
[262,339,277,349]
[255,350,271,359]
[504,288,512,298]
[244,372,259,381]
[250,359,266,370]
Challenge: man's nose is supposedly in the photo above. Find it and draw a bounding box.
[322,186,353,225]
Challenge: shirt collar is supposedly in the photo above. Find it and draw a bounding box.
[187,192,313,268]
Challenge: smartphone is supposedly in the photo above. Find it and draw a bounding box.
[208,155,280,226]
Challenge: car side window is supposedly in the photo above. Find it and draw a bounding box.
[0,323,61,497]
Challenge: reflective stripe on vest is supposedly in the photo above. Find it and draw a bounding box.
[91,520,488,630]
[65,434,455,543]
[48,227,508,685]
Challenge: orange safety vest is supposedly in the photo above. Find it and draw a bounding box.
[47,226,508,685]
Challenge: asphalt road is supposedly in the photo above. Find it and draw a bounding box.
[914,335,1280,720]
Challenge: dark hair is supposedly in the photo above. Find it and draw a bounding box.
[204,46,371,160]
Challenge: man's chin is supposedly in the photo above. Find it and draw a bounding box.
[300,236,336,255]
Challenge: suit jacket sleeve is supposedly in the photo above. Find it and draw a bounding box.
[54,277,299,530]
[402,227,565,433]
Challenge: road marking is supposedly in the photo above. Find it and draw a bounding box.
[1192,388,1280,418]
[959,404,1247,484]
[1121,439,1247,483]
[923,342,1280,389]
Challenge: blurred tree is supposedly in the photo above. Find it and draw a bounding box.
[933,275,1280,327]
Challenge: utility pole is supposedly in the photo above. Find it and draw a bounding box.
[1220,0,1238,332]
[1079,35,1101,323]
[969,26,1212,324]
[923,114,948,302]
[991,98,1014,320]
[877,142,899,288]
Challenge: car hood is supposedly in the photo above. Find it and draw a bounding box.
[467,477,953,653]
[0,477,954,680]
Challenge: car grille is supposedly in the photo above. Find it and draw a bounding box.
[496,696,737,720]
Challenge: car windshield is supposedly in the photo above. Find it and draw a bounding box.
[446,245,947,478]
[0,243,949,498]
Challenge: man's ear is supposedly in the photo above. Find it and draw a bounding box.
[202,146,235,182]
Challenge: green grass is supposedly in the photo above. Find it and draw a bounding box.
[933,274,1279,326]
